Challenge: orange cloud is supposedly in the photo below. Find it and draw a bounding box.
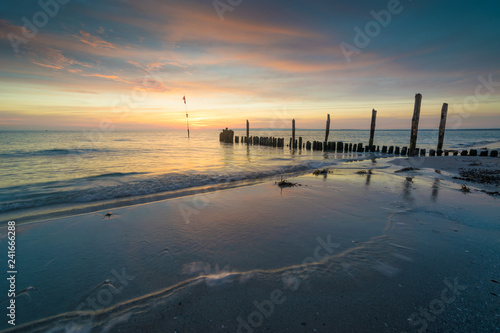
[81,73,132,84]
[59,89,100,94]
[72,30,119,49]
[30,61,64,70]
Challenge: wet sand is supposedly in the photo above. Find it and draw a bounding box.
[4,156,499,332]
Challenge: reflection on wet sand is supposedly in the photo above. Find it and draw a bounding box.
[402,177,415,205]
[431,178,440,201]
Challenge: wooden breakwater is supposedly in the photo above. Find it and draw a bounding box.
[224,133,499,157]
[219,93,499,158]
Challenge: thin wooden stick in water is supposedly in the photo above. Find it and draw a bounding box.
[183,95,190,138]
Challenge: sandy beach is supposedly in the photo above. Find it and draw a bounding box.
[3,155,499,333]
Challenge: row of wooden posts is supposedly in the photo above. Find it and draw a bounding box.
[231,135,498,157]
[219,93,498,157]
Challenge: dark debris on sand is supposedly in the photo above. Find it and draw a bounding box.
[479,190,500,196]
[453,169,500,186]
[312,169,329,175]
[275,180,300,187]
[395,167,420,173]
[355,170,373,175]
[275,176,300,187]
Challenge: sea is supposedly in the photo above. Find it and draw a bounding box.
[1,129,499,224]
[0,128,499,332]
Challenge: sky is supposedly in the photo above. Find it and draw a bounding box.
[0,0,499,130]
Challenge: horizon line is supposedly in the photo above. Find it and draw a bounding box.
[1,128,499,132]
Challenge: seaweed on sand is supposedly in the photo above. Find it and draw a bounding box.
[312,169,328,175]
[275,175,300,187]
[460,184,471,193]
[455,169,500,186]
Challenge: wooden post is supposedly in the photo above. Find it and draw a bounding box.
[219,128,234,143]
[337,142,343,153]
[437,103,448,151]
[292,119,295,149]
[368,109,377,150]
[246,120,250,144]
[325,114,331,142]
[409,93,422,156]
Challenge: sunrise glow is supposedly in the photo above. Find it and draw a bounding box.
[1,0,499,130]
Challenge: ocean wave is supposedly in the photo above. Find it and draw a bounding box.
[0,148,114,158]
[84,172,147,179]
[455,139,500,148]
[0,160,337,214]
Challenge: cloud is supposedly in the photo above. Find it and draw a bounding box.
[0,19,21,40]
[72,30,119,49]
[59,89,101,94]
[134,78,170,93]
[26,46,94,71]
[1,0,499,130]
[109,0,322,47]
[80,73,132,84]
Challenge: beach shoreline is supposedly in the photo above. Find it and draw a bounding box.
[2,156,499,332]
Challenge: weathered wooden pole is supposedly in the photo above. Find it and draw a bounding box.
[409,93,422,156]
[325,114,331,142]
[246,120,250,144]
[368,109,377,150]
[292,119,296,149]
[437,103,448,151]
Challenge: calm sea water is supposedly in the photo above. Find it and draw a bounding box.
[0,129,498,222]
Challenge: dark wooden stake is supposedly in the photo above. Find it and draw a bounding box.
[246,120,250,144]
[325,114,331,142]
[369,109,377,150]
[409,93,422,156]
[292,119,295,149]
[437,103,448,151]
